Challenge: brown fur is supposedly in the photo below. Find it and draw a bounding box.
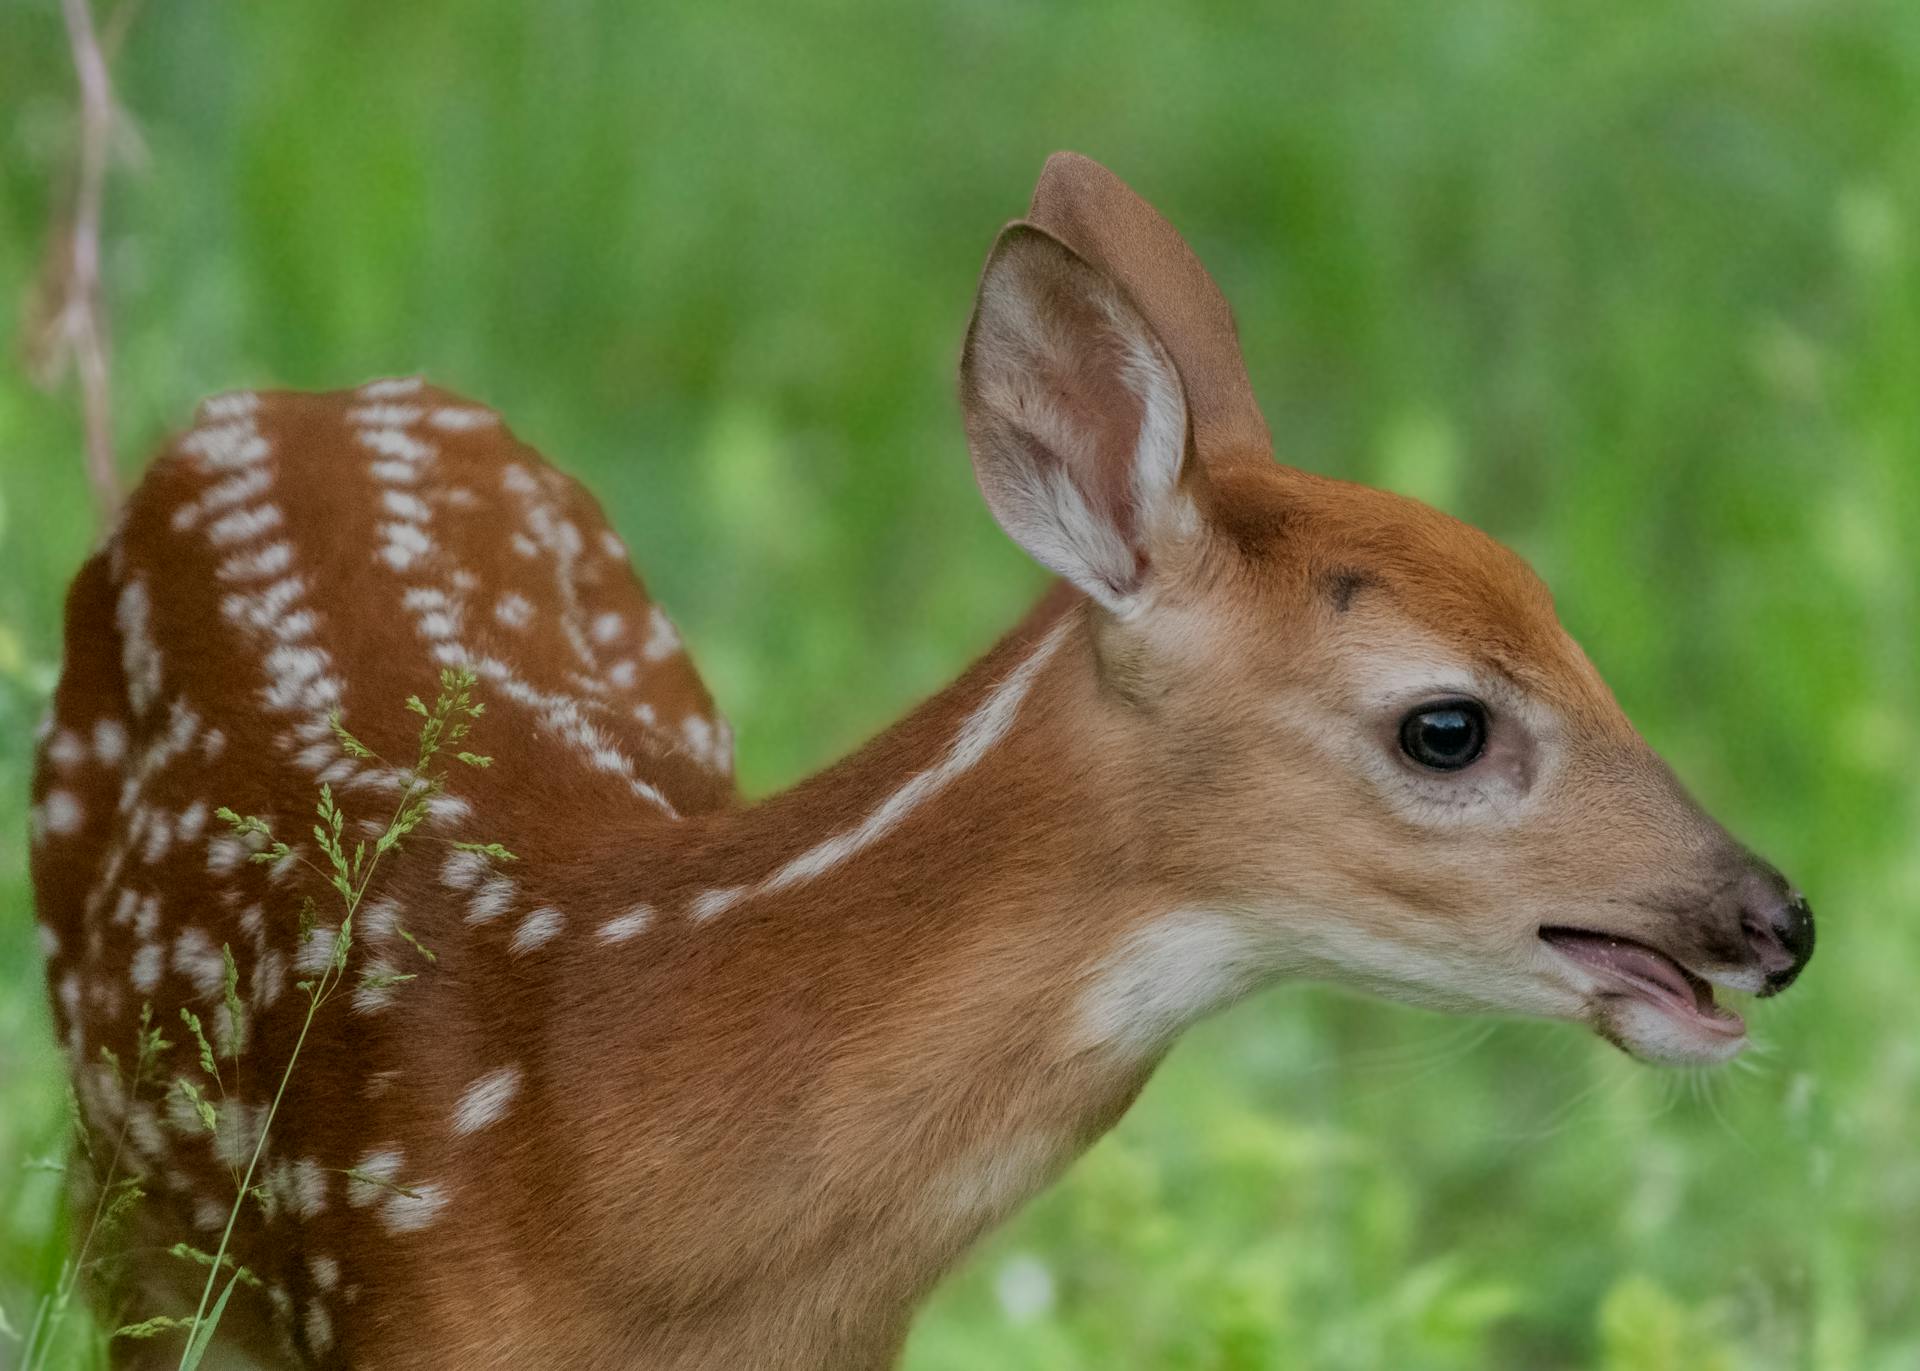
[29,158,1803,1369]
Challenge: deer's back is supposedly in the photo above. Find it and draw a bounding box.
[29,379,734,1364]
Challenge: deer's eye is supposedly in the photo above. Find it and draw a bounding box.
[1399,701,1487,772]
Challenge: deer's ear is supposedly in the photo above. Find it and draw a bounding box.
[961,224,1194,614]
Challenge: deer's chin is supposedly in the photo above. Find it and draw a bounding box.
[1539,926,1748,1065]
[1592,994,1749,1065]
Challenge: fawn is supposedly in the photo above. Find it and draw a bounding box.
[30,153,1813,1369]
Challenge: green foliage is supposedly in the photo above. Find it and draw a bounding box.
[0,0,1916,1366]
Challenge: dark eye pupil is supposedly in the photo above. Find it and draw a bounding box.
[1400,704,1486,771]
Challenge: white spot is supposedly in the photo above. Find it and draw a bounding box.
[466,877,516,924]
[205,503,284,547]
[291,1157,329,1217]
[164,1078,207,1134]
[345,403,423,426]
[262,646,334,711]
[58,972,83,1021]
[198,466,275,518]
[212,1099,265,1169]
[510,532,538,558]
[359,376,424,398]
[417,611,460,640]
[428,406,498,431]
[370,459,419,484]
[451,1066,523,1136]
[590,611,625,645]
[179,421,270,469]
[172,927,227,998]
[377,521,433,571]
[295,925,339,975]
[358,898,401,944]
[130,943,164,993]
[273,609,318,642]
[305,1302,335,1354]
[640,606,681,662]
[110,888,138,926]
[217,541,296,583]
[597,905,653,943]
[494,592,535,630]
[511,907,564,953]
[309,1254,341,1290]
[43,790,83,837]
[402,586,451,611]
[425,793,472,826]
[38,923,61,959]
[352,956,404,1015]
[222,575,308,632]
[138,808,172,863]
[206,833,248,876]
[441,849,488,890]
[92,718,128,766]
[600,529,628,560]
[200,727,227,761]
[681,715,722,770]
[381,1181,448,1233]
[348,1149,403,1207]
[46,729,87,772]
[357,427,433,463]
[198,390,261,421]
[607,659,638,689]
[193,1196,228,1231]
[116,578,163,716]
[253,949,287,1010]
[381,489,432,523]
[176,800,209,844]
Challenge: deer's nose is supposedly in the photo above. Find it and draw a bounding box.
[1738,866,1815,996]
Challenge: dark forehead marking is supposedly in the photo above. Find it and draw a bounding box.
[1320,568,1378,613]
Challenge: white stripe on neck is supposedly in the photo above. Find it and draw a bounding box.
[688,619,1072,920]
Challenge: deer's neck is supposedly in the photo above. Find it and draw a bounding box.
[561,594,1269,1362]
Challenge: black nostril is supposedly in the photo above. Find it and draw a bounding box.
[1779,893,1815,961]
[1744,889,1815,997]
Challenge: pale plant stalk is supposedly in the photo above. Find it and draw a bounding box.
[22,1011,164,1370]
[56,0,125,522]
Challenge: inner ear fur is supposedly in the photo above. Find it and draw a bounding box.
[1026,152,1271,465]
[960,223,1197,612]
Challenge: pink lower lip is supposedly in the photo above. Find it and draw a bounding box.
[1539,927,1745,1036]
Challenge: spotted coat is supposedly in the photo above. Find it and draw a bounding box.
[29,379,733,1364]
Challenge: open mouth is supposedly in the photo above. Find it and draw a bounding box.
[1538,927,1745,1039]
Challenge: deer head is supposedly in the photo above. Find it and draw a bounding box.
[961,153,1813,1065]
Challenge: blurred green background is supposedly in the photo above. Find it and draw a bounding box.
[3,0,1917,1366]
